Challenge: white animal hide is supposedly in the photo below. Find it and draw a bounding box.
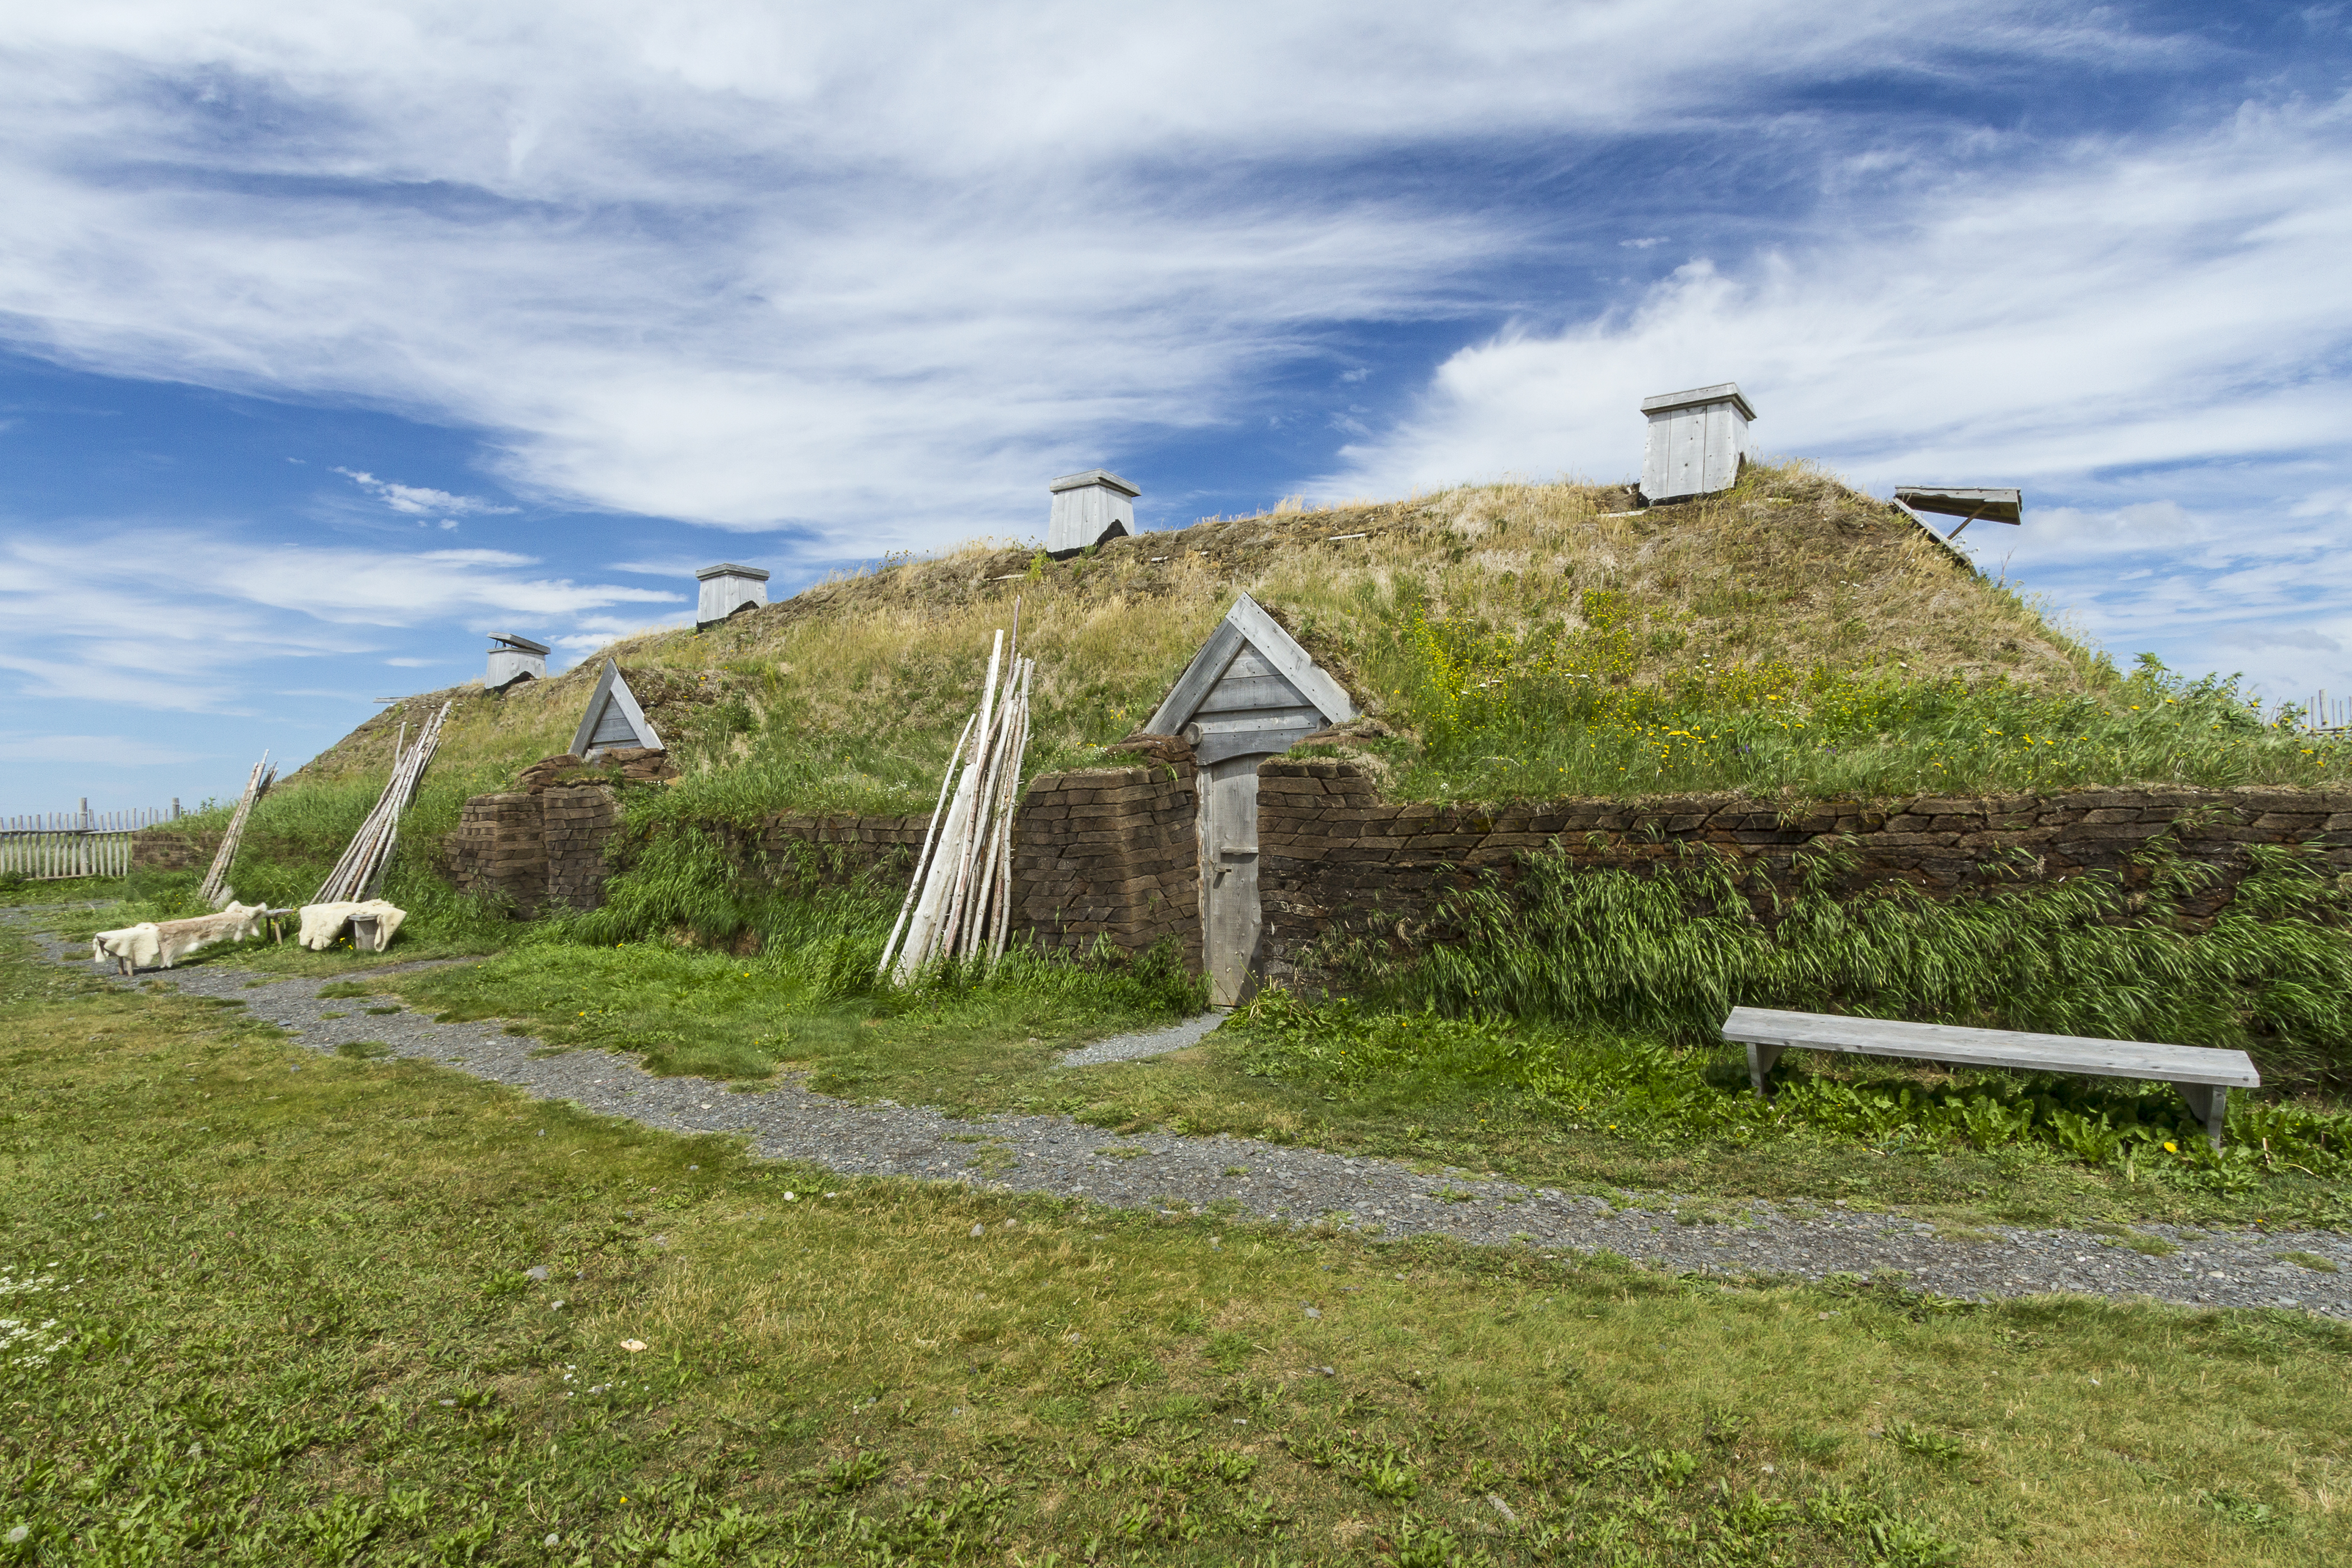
[92,923,162,973]
[298,899,407,952]
[93,904,265,974]
[151,903,265,968]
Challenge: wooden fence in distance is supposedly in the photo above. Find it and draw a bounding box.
[1,802,175,880]
[2308,689,2348,738]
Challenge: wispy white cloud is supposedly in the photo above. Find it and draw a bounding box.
[1314,99,2352,698]
[17,734,205,766]
[1982,497,2352,693]
[0,1,2169,550]
[609,556,725,578]
[0,528,680,710]
[333,468,518,519]
[550,614,694,661]
[1326,101,2352,497]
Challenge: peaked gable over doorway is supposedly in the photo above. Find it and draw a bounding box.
[1143,593,1356,1005]
[570,659,665,759]
[1144,592,1356,761]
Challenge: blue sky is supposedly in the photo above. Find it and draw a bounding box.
[4,1,2350,809]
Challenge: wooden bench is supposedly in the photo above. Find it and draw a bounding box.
[1720,1006,2261,1149]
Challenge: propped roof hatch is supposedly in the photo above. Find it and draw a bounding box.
[1144,592,1356,764]
[569,659,664,758]
[1894,487,2023,538]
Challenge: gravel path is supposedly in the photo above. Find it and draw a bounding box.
[16,908,2350,1317]
[1057,1011,1226,1066]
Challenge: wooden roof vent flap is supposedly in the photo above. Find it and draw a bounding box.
[569,658,665,760]
[1144,592,1357,766]
[1892,486,2025,540]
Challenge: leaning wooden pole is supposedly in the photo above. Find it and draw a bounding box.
[953,598,1023,960]
[963,656,1032,961]
[941,632,1008,942]
[878,713,977,977]
[891,627,1026,983]
[197,753,274,908]
[987,661,1034,968]
[313,700,450,905]
[967,652,1032,955]
[945,663,1018,956]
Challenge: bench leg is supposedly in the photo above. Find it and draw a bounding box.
[1747,1043,1784,1098]
[2175,1084,2228,1150]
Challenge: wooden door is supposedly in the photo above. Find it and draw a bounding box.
[1197,756,1262,1007]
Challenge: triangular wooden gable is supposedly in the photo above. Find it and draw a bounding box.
[1144,592,1356,764]
[569,659,665,758]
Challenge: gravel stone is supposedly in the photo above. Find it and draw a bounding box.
[16,908,2348,1318]
[1057,1011,1226,1066]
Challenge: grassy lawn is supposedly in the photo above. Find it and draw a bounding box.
[370,930,1203,1085]
[0,878,129,910]
[278,931,2335,1234]
[29,875,2351,1234]
[4,926,2349,1566]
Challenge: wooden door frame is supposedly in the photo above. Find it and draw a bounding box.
[1196,754,1266,1007]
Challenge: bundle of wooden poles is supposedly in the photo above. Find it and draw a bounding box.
[312,699,452,905]
[197,753,274,908]
[879,619,1036,982]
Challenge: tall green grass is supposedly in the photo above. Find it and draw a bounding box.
[542,821,895,951]
[1362,595,2352,801]
[1230,993,2352,1196]
[1328,839,2352,1088]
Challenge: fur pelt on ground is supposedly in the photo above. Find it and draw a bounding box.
[92,903,265,974]
[297,899,407,952]
[91,923,160,974]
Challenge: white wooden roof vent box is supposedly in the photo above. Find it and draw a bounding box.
[485,632,549,692]
[695,562,769,629]
[1638,382,1756,506]
[570,658,665,759]
[1144,591,1357,766]
[1046,469,1138,559]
